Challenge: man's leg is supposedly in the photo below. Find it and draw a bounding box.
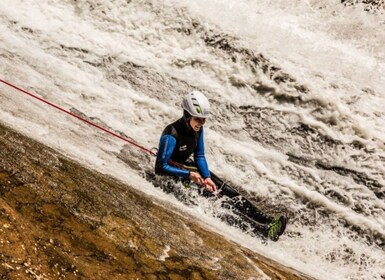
[210,172,273,224]
[210,172,287,240]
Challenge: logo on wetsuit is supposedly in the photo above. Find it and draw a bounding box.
[179,145,187,151]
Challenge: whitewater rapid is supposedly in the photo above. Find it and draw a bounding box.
[1,0,384,279]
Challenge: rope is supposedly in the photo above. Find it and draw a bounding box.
[0,79,217,191]
[0,79,157,157]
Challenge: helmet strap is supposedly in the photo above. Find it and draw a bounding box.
[183,110,192,121]
[182,110,195,133]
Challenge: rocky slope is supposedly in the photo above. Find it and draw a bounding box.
[0,122,313,279]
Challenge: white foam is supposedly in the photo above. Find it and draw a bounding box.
[1,0,385,279]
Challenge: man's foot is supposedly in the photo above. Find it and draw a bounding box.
[267,216,287,241]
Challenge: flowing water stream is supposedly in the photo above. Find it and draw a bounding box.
[1,1,384,279]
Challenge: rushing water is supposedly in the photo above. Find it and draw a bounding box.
[1,1,384,279]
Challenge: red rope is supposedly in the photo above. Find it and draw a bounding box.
[0,79,157,157]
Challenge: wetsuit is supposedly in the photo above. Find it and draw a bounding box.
[154,117,277,233]
[155,117,210,179]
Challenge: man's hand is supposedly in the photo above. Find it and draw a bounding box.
[203,177,217,192]
[189,173,217,192]
[189,171,204,185]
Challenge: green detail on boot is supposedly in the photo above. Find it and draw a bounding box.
[267,217,282,241]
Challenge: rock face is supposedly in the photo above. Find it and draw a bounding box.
[0,123,312,280]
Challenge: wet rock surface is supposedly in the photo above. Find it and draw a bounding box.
[0,123,312,279]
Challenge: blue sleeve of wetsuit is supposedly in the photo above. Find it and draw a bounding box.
[157,134,190,178]
[194,128,211,179]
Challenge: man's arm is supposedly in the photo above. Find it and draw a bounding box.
[194,128,210,179]
[155,134,190,178]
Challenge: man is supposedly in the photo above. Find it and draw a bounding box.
[155,91,286,241]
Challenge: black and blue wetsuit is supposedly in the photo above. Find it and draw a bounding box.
[155,117,210,179]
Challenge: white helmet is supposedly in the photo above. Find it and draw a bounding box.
[181,91,210,118]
